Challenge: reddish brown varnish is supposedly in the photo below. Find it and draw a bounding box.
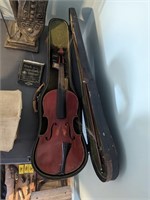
[34,89,85,175]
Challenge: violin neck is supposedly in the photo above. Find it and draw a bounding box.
[57,62,66,119]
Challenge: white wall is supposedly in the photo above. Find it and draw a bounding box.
[77,1,150,200]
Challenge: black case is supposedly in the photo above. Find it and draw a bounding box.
[31,8,119,182]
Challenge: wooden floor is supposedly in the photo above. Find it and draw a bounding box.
[31,178,72,200]
[31,186,72,200]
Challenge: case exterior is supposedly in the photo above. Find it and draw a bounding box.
[69,8,119,182]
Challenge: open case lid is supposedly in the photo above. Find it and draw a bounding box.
[69,8,119,182]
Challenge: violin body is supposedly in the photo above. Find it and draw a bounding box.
[34,89,85,175]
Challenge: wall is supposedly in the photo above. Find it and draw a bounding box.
[77,0,150,200]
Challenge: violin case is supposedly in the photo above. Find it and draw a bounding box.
[31,8,119,182]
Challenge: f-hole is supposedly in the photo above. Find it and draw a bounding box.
[40,117,48,135]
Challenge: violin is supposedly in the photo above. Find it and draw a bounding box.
[34,48,85,175]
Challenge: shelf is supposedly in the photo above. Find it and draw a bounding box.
[0,20,48,164]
